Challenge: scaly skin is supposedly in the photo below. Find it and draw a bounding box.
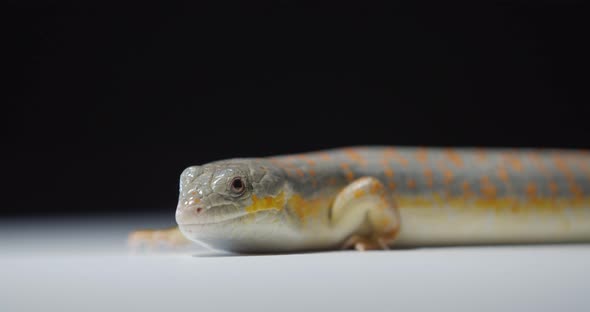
[132,146,590,253]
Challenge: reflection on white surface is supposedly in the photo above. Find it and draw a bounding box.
[1,214,589,312]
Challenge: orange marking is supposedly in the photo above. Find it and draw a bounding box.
[388,182,397,191]
[275,157,298,170]
[443,169,454,184]
[384,167,394,178]
[497,167,510,183]
[461,181,471,194]
[570,183,583,198]
[480,180,497,198]
[376,216,392,229]
[525,182,537,198]
[502,152,523,172]
[370,181,383,194]
[444,149,464,167]
[340,163,355,182]
[384,149,409,167]
[268,158,283,166]
[380,156,395,180]
[288,194,328,222]
[423,168,434,187]
[549,181,559,195]
[396,155,410,167]
[344,148,368,167]
[319,152,332,161]
[553,154,574,180]
[295,168,305,178]
[354,189,366,198]
[327,178,338,186]
[383,148,396,156]
[474,149,487,164]
[311,179,318,188]
[285,155,298,163]
[437,160,453,184]
[187,197,200,205]
[415,148,428,164]
[301,164,317,187]
[297,154,317,167]
[553,155,568,170]
[479,176,497,198]
[576,158,590,173]
[406,178,416,189]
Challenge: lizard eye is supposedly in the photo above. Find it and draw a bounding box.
[230,177,246,195]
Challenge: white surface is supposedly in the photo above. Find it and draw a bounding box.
[1,214,590,312]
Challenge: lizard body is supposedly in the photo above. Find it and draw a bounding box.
[134,147,590,253]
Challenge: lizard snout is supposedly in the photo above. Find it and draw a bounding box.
[175,202,204,225]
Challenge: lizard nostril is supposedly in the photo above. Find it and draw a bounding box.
[196,207,203,213]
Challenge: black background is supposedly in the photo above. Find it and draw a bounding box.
[7,1,588,217]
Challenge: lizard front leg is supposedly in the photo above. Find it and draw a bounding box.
[331,177,401,251]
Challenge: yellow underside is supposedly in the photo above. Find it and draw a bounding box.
[393,195,590,246]
[396,195,590,213]
[242,190,590,245]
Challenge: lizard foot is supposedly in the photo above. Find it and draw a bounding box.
[127,227,190,252]
[331,177,401,252]
[341,234,391,251]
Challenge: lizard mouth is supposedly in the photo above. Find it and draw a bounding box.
[177,212,251,227]
[176,210,290,253]
[175,202,249,226]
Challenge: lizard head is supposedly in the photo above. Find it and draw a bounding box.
[175,159,292,253]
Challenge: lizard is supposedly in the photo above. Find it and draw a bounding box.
[129,146,590,253]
